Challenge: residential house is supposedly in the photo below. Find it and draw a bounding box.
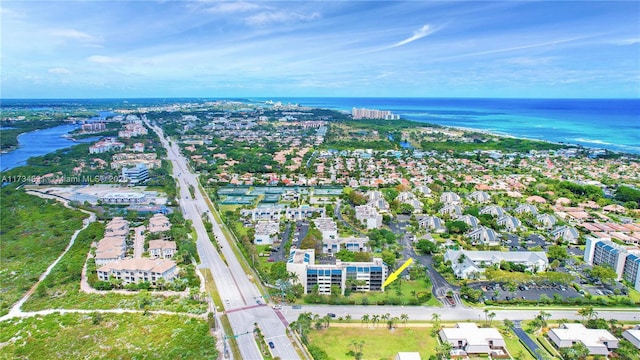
[323,236,369,254]
[458,214,481,229]
[536,213,557,230]
[551,225,580,243]
[440,204,462,218]
[95,235,127,266]
[254,220,280,245]
[440,192,461,205]
[497,215,522,232]
[514,204,538,216]
[467,226,500,246]
[467,191,491,203]
[313,217,338,240]
[148,240,176,259]
[439,323,506,356]
[418,215,446,233]
[366,190,390,212]
[622,326,640,349]
[480,205,505,218]
[445,250,549,279]
[548,323,618,356]
[148,213,171,233]
[355,205,383,229]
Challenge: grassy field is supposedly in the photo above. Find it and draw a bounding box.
[0,188,88,317]
[308,326,437,360]
[0,312,217,360]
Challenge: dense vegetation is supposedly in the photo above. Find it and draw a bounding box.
[419,137,564,152]
[0,312,217,359]
[0,187,88,316]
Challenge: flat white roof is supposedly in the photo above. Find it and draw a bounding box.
[396,352,421,360]
[550,324,617,348]
[441,323,504,346]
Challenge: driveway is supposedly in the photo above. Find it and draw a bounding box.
[512,321,544,360]
[133,225,146,259]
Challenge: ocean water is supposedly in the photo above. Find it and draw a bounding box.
[257,98,640,154]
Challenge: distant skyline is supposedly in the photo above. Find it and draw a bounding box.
[1,1,639,99]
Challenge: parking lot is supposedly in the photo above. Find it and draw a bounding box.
[472,282,582,302]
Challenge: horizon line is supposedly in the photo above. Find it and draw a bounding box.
[2,96,639,101]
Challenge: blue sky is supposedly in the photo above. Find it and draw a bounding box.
[1,1,639,98]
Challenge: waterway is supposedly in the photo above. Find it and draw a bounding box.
[0,111,115,171]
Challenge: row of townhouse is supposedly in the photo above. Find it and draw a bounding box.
[445,249,549,279]
[148,213,171,233]
[240,205,325,221]
[97,258,177,286]
[584,237,640,291]
[148,240,176,259]
[95,217,130,266]
[286,249,387,295]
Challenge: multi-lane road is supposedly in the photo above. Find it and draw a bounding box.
[148,119,639,359]
[148,121,301,360]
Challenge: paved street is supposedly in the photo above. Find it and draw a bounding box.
[280,304,640,323]
[133,225,145,259]
[147,121,301,360]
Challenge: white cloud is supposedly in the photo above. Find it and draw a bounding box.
[51,29,97,42]
[48,67,71,74]
[392,24,437,48]
[245,11,321,26]
[205,1,262,13]
[612,38,640,46]
[504,57,555,66]
[0,6,21,18]
[87,55,122,64]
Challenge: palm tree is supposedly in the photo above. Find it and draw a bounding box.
[361,314,369,327]
[488,312,496,326]
[431,313,441,323]
[436,341,453,359]
[323,315,331,329]
[577,306,597,322]
[400,313,409,326]
[372,314,380,327]
[503,319,514,331]
[345,314,352,322]
[483,309,490,325]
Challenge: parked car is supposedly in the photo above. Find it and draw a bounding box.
[327,313,336,318]
[268,342,275,349]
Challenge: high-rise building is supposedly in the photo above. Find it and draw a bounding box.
[584,237,640,290]
[351,107,399,120]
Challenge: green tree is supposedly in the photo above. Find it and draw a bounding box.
[589,265,617,284]
[577,306,598,322]
[560,341,589,360]
[547,245,569,261]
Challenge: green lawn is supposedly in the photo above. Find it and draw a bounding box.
[308,326,437,360]
[0,188,88,316]
[0,312,217,360]
[503,334,536,360]
[340,278,437,306]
